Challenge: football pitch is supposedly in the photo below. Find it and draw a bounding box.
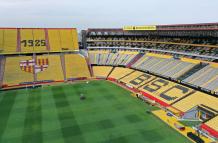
[0,80,191,143]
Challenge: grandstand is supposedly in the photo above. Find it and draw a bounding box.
[83,23,218,142]
[84,24,218,61]
[88,49,218,95]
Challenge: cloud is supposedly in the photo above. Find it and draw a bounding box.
[0,0,217,30]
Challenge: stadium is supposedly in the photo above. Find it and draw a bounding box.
[0,23,217,143]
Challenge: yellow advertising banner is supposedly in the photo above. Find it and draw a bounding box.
[123,25,156,31]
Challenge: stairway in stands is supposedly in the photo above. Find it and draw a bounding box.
[80,50,93,77]
[85,57,94,77]
[60,54,67,81]
[178,62,209,81]
[0,56,6,87]
[33,54,37,82]
[126,53,144,68]
[107,67,115,78]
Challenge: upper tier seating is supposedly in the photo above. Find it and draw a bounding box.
[48,29,78,52]
[87,36,218,59]
[0,28,79,54]
[0,29,17,53]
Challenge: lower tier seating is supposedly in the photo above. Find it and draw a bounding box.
[97,65,217,115]
[121,72,157,89]
[89,50,218,94]
[109,67,134,80]
[120,71,145,88]
[93,66,113,78]
[36,55,64,81]
[172,91,218,113]
[3,56,34,85]
[65,54,90,79]
[3,54,91,86]
[204,116,218,133]
[139,77,193,104]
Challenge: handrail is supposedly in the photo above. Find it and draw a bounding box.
[87,46,218,60]
[87,40,218,48]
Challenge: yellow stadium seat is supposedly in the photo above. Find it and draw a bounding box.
[65,54,90,78]
[172,91,218,112]
[48,30,61,52]
[139,78,193,104]
[59,29,73,50]
[48,29,78,52]
[3,56,34,85]
[20,29,47,52]
[127,73,157,88]
[37,55,64,81]
[0,29,3,52]
[71,29,79,50]
[32,29,47,52]
[0,28,79,54]
[93,66,113,77]
[2,29,17,53]
[146,53,172,59]
[20,29,34,52]
[120,71,144,86]
[109,67,134,80]
[205,116,218,132]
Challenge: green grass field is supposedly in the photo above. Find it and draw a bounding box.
[0,80,191,143]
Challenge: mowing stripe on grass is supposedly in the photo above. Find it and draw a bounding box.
[41,88,65,143]
[0,91,17,141]
[0,91,28,143]
[51,86,85,143]
[22,89,42,143]
[0,94,4,102]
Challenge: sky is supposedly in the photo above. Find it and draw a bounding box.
[0,0,217,30]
